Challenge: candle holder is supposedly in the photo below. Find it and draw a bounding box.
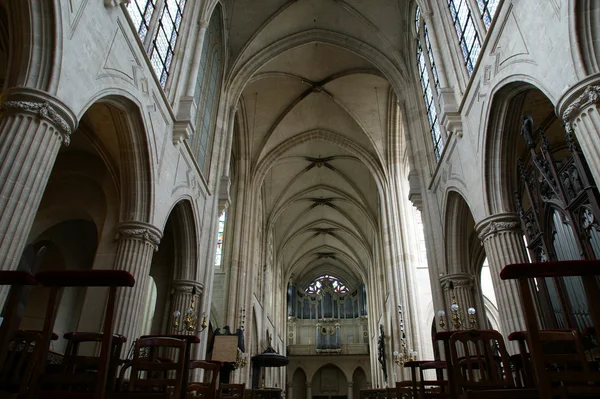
[437,294,476,330]
[394,305,417,367]
[172,287,208,334]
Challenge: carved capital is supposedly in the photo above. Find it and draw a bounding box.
[115,221,162,250]
[1,88,77,145]
[562,85,600,126]
[171,279,204,295]
[476,213,522,243]
[440,273,474,290]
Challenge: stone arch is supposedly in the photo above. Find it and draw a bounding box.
[163,199,200,281]
[308,363,350,391]
[3,0,61,93]
[290,367,307,399]
[444,190,476,275]
[482,79,557,215]
[78,94,155,224]
[573,0,600,76]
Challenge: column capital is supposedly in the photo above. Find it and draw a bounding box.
[561,84,600,126]
[0,88,78,145]
[440,272,474,290]
[171,279,204,295]
[475,213,522,243]
[115,221,162,250]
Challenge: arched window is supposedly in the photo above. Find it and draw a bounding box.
[126,0,187,87]
[189,7,224,174]
[416,7,444,161]
[215,212,226,266]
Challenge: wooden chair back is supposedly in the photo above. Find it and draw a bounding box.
[188,360,220,399]
[51,332,127,392]
[0,330,44,394]
[537,330,600,387]
[217,383,246,399]
[449,330,515,394]
[125,337,187,396]
[416,361,449,399]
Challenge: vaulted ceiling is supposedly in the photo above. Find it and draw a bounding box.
[225,0,413,293]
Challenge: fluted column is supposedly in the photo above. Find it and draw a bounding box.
[112,222,162,346]
[0,88,77,303]
[562,84,600,186]
[168,279,204,334]
[476,213,527,338]
[440,273,476,329]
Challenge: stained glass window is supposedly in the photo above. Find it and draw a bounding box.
[215,212,225,266]
[126,0,156,41]
[448,0,482,75]
[148,0,186,87]
[417,29,443,161]
[189,7,223,174]
[306,275,348,295]
[126,0,186,88]
[477,0,500,30]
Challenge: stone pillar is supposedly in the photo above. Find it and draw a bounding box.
[440,273,476,329]
[347,382,354,399]
[112,222,162,346]
[475,213,527,338]
[562,84,600,186]
[286,382,293,399]
[0,88,77,303]
[306,383,312,399]
[168,279,203,334]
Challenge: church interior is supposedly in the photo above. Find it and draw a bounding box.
[1,1,600,398]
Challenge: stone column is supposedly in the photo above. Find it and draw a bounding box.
[286,382,293,399]
[0,88,77,303]
[168,279,204,334]
[112,222,162,347]
[347,382,353,399]
[306,382,312,399]
[440,273,476,329]
[475,213,527,338]
[562,84,600,186]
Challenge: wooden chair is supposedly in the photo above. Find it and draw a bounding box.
[395,380,413,399]
[501,260,600,399]
[0,271,38,368]
[448,329,538,399]
[358,389,388,399]
[0,330,58,395]
[31,269,135,399]
[217,384,245,399]
[187,360,220,399]
[414,361,449,399]
[42,332,127,393]
[536,329,600,398]
[112,336,187,399]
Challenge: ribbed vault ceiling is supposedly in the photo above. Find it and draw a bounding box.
[227,0,411,292]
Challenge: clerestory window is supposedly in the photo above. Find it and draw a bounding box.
[416,7,444,161]
[126,0,187,88]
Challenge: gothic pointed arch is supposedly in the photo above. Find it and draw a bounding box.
[3,0,61,93]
